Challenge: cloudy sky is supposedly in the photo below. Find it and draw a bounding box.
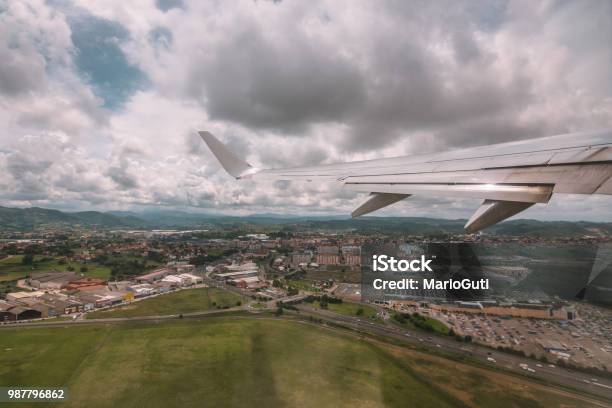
[1,0,611,220]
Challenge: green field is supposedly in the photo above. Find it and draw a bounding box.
[0,255,111,281]
[86,288,245,319]
[0,318,595,408]
[0,254,165,286]
[0,256,35,296]
[310,300,380,320]
[38,259,111,279]
[304,267,361,283]
[285,278,321,292]
[0,255,37,282]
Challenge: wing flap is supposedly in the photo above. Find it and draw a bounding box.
[351,193,411,218]
[465,200,535,233]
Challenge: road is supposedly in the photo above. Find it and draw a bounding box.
[297,304,612,402]
[0,307,246,328]
[1,290,610,403]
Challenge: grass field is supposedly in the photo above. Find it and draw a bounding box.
[285,278,321,292]
[305,267,361,283]
[0,256,34,296]
[0,255,112,281]
[310,300,380,320]
[0,318,596,408]
[0,254,164,284]
[86,288,245,319]
[37,259,111,279]
[0,255,37,282]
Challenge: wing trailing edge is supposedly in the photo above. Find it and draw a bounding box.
[344,183,553,203]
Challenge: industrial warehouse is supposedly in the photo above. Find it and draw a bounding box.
[0,264,202,322]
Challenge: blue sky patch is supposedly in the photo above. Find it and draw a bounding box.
[69,13,148,110]
[155,0,184,12]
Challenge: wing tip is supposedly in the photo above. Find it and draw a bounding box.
[198,130,255,178]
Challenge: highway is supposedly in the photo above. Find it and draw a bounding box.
[296,304,612,403]
[2,291,611,404]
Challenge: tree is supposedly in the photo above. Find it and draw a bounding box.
[21,254,34,265]
[356,308,364,316]
[93,254,108,264]
[56,245,74,257]
[190,254,207,266]
[24,245,42,255]
[147,251,165,263]
[108,259,147,280]
[275,306,283,316]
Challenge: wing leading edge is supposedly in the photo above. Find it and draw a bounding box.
[199,130,612,233]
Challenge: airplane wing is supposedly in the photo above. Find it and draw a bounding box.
[199,129,612,233]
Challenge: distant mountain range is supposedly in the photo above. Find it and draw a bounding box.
[0,206,147,230]
[0,205,610,237]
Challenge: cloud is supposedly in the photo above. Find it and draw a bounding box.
[0,0,108,139]
[0,133,112,204]
[0,41,46,96]
[0,0,610,221]
[106,166,139,189]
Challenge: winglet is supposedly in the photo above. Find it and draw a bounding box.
[199,131,257,178]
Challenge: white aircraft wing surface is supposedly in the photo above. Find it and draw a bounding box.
[199,129,612,233]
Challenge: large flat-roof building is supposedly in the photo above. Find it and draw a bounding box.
[134,268,171,283]
[28,271,77,289]
[6,291,46,302]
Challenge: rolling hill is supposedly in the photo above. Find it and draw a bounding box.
[0,206,147,230]
[0,205,610,236]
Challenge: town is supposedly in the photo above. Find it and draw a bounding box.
[1,223,611,379]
